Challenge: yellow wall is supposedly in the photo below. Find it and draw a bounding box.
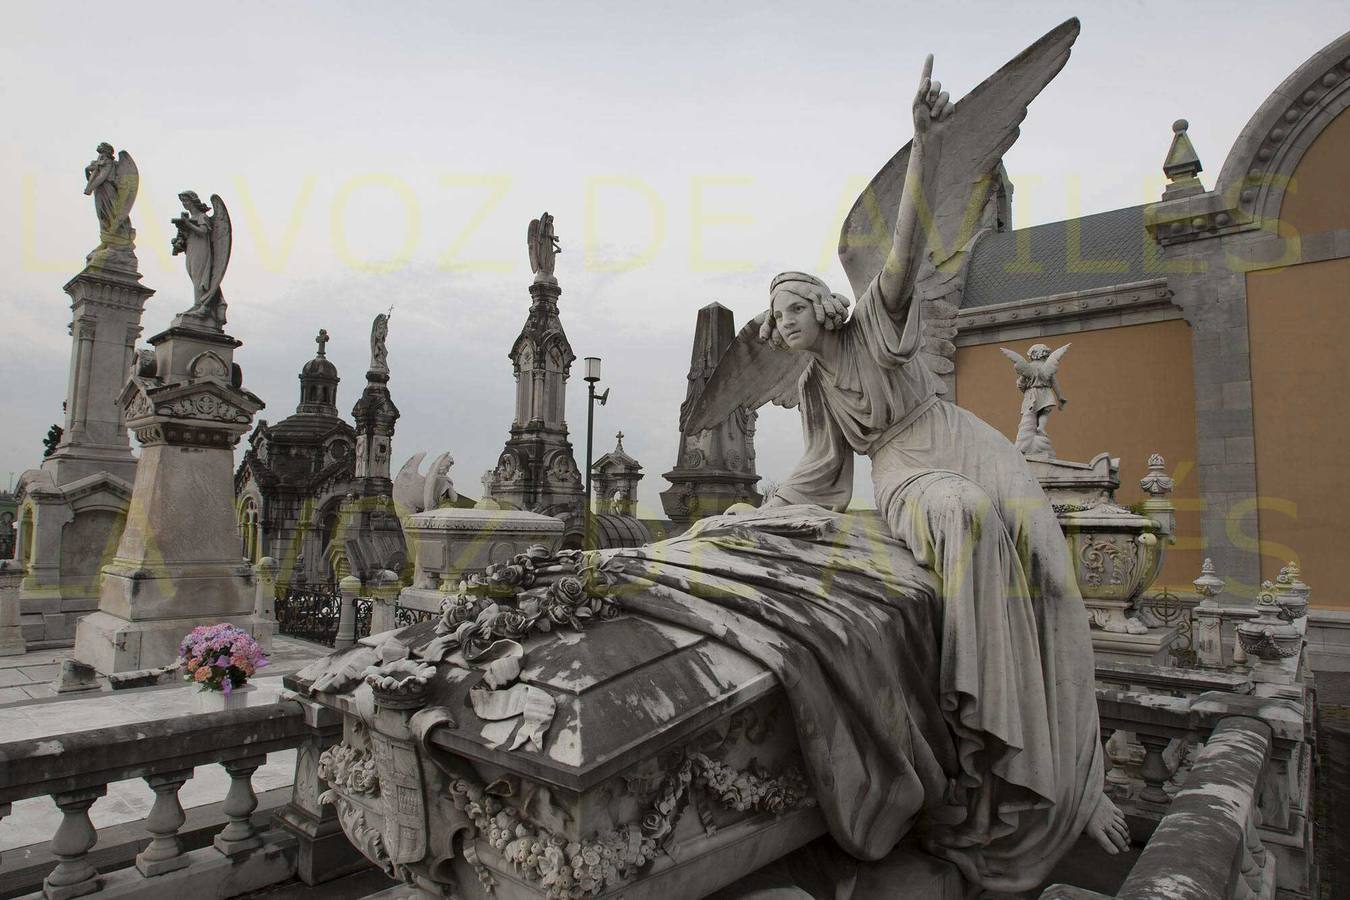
[954,319,1202,592]
[1280,109,1350,237]
[1247,256,1350,606]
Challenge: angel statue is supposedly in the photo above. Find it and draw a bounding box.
[527,212,561,279]
[609,19,1123,893]
[393,451,458,516]
[370,313,390,374]
[1001,342,1070,457]
[83,142,139,268]
[171,191,232,328]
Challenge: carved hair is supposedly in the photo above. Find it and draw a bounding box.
[764,271,851,349]
[178,190,209,213]
[1028,343,1051,360]
[96,142,114,156]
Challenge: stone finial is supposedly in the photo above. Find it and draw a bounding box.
[1193,558,1225,602]
[1140,453,1174,498]
[1162,120,1204,199]
[1236,580,1302,683]
[615,431,625,453]
[316,329,329,357]
[1274,561,1310,621]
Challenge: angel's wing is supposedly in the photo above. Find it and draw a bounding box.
[999,347,1034,378]
[206,194,232,297]
[679,315,806,435]
[527,218,541,272]
[393,452,427,514]
[1045,343,1071,374]
[837,19,1079,387]
[114,151,138,225]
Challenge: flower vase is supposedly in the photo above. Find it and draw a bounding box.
[191,683,257,714]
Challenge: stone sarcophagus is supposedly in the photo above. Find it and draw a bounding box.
[288,546,821,899]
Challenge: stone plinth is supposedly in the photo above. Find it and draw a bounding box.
[73,321,266,674]
[0,561,26,655]
[11,262,152,645]
[1090,626,1180,666]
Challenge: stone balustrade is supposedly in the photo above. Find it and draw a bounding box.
[0,696,349,899]
[1043,716,1276,899]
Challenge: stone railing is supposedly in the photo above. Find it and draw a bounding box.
[1045,672,1310,899]
[0,693,363,899]
[1044,716,1275,899]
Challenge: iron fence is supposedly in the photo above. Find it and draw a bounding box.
[276,585,371,647]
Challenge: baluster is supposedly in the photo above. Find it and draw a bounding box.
[136,768,194,876]
[44,786,106,899]
[215,755,267,856]
[1104,728,1134,796]
[1136,733,1172,805]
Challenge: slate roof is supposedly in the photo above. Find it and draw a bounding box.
[963,205,1158,308]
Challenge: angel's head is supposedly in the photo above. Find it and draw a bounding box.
[1028,343,1052,361]
[766,272,850,352]
[95,142,114,159]
[178,191,208,214]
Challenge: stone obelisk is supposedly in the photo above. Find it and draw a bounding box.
[74,190,267,674]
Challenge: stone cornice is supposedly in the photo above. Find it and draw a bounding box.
[955,279,1176,345]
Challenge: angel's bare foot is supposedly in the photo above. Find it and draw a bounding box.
[1086,793,1130,854]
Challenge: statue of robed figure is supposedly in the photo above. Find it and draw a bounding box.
[171,191,232,328]
[1001,342,1071,457]
[83,142,139,268]
[527,212,561,278]
[640,18,1126,891]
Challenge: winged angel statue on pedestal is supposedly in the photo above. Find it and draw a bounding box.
[608,18,1125,892]
[171,190,232,328]
[1002,342,1071,456]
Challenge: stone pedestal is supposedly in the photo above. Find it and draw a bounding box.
[0,561,26,656]
[73,320,266,674]
[12,261,151,645]
[1090,626,1181,666]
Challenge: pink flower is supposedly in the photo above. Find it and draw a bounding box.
[193,667,210,682]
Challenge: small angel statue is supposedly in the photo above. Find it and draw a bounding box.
[527,212,561,278]
[1000,343,1070,458]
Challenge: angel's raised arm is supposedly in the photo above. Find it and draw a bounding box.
[876,55,952,315]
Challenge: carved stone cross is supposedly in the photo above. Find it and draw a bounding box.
[316,329,329,357]
[615,431,625,452]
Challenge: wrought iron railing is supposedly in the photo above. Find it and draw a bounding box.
[275,586,371,647]
[393,604,436,628]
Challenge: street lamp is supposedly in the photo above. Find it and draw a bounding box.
[583,357,609,550]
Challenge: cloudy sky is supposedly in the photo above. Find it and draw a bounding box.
[0,1,1340,515]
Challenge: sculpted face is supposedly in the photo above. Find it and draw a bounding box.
[771,289,824,352]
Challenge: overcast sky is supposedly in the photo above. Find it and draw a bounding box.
[1,1,1342,515]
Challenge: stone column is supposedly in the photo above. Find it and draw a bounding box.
[253,556,279,652]
[44,262,153,487]
[73,321,265,674]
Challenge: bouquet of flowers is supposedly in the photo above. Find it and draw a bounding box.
[179,624,268,694]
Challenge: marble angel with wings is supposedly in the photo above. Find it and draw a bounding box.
[679,17,1130,885]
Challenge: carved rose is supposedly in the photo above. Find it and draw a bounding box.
[550,576,585,606]
[639,811,670,840]
[759,783,788,814]
[496,607,531,636]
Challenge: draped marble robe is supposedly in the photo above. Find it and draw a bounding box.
[612,278,1103,891]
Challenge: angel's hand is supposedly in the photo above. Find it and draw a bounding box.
[913,54,953,139]
[755,309,774,342]
[815,292,851,328]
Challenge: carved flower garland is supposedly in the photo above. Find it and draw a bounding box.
[447,751,813,899]
[425,546,621,662]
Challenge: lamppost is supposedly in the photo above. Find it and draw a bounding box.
[583,356,609,550]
